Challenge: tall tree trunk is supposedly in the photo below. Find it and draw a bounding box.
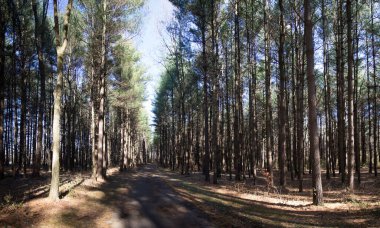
[353,0,360,184]
[234,0,242,181]
[19,22,27,177]
[366,32,372,173]
[337,0,346,182]
[12,45,18,176]
[305,0,323,205]
[211,0,219,184]
[370,0,377,176]
[291,21,298,179]
[295,5,305,192]
[322,0,331,180]
[346,0,355,190]
[201,0,210,182]
[224,40,232,180]
[96,0,107,181]
[278,0,286,187]
[246,0,257,182]
[264,0,273,186]
[49,0,73,201]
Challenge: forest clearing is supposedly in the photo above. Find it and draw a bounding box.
[1,0,380,227]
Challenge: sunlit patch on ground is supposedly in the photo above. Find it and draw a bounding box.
[160,167,380,227]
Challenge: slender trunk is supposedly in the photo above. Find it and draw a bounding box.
[234,0,242,181]
[366,32,372,173]
[305,0,323,205]
[353,0,360,184]
[278,0,286,187]
[295,10,304,192]
[322,0,331,180]
[119,111,124,171]
[201,0,209,182]
[370,0,377,176]
[96,0,107,181]
[49,0,73,201]
[19,33,27,177]
[211,0,219,184]
[224,40,232,180]
[264,0,273,186]
[290,16,298,178]
[346,0,355,190]
[337,0,346,182]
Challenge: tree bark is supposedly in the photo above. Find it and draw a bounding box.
[337,0,346,182]
[353,0,360,184]
[304,0,323,205]
[96,0,107,181]
[278,0,286,187]
[264,0,273,186]
[370,0,377,176]
[346,0,355,191]
[201,0,210,182]
[234,0,242,181]
[49,0,73,201]
[365,32,372,173]
[211,0,219,184]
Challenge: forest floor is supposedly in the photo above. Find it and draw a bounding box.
[0,165,212,228]
[161,167,380,227]
[0,164,379,227]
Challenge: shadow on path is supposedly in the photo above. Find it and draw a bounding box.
[94,164,213,228]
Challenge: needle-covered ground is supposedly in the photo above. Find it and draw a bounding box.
[160,167,380,227]
[0,165,211,228]
[0,164,379,227]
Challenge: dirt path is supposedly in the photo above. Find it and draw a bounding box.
[0,164,213,228]
[105,164,212,228]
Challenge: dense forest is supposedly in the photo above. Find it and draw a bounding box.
[0,0,380,227]
[0,0,150,199]
[153,0,380,205]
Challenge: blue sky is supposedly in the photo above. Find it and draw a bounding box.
[133,0,175,126]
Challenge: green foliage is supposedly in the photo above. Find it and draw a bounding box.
[109,41,151,145]
[110,42,146,110]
